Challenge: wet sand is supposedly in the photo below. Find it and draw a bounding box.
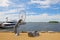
[0,32,60,40]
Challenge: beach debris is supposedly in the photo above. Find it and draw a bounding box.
[48,31,55,33]
[28,31,39,37]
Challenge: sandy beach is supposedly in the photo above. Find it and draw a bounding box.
[0,32,60,40]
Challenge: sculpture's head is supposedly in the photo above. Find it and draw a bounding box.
[19,19,23,23]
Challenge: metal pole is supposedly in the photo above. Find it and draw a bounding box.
[6,17,8,22]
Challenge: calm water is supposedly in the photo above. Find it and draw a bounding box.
[18,22,60,32]
[0,22,60,32]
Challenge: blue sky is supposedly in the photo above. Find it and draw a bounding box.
[0,0,60,22]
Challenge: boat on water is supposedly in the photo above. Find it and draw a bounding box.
[0,10,26,28]
[1,21,17,28]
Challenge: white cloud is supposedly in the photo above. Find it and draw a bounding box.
[51,0,60,4]
[26,12,37,15]
[0,13,19,21]
[0,13,60,22]
[0,0,10,7]
[0,9,18,21]
[0,8,25,14]
[29,0,60,8]
[11,3,25,8]
[0,9,26,21]
[0,0,26,9]
[0,9,17,14]
[5,14,19,21]
[25,13,60,22]
[5,9,17,13]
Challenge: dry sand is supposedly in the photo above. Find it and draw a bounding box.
[0,32,60,40]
